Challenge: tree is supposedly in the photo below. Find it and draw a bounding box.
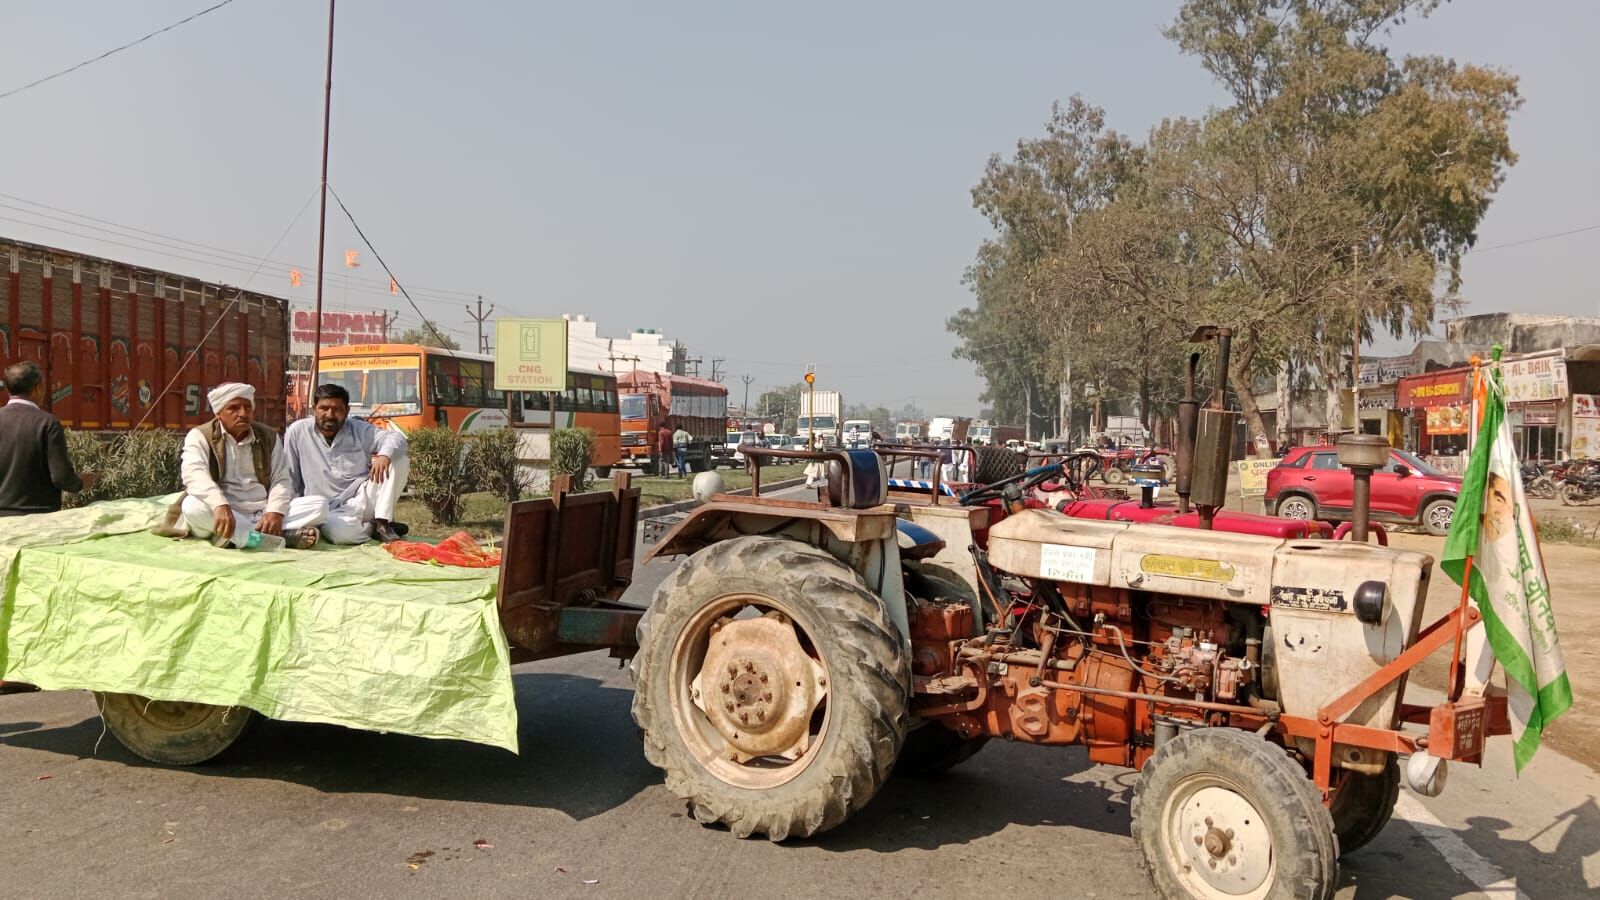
[397,321,461,350]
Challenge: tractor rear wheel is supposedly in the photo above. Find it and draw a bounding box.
[631,536,910,840]
[1132,728,1337,900]
[1103,465,1126,485]
[1329,754,1400,856]
[95,692,259,766]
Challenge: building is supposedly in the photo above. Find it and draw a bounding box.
[561,314,676,376]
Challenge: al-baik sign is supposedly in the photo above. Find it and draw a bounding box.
[494,318,567,391]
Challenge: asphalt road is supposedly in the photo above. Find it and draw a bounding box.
[2,483,1597,899]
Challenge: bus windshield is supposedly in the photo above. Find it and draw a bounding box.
[320,356,421,408]
[620,395,648,420]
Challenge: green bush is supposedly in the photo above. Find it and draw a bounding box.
[468,426,528,503]
[550,426,595,492]
[62,429,182,508]
[404,425,472,525]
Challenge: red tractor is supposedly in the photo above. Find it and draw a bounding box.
[635,369,1507,898]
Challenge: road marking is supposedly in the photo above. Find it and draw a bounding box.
[1394,793,1529,899]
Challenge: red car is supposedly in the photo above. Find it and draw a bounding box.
[1265,446,1461,536]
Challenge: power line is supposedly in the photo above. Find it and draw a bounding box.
[326,183,458,357]
[1470,223,1600,254]
[0,0,244,102]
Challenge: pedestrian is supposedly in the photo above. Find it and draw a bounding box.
[284,384,410,544]
[0,361,90,695]
[657,424,674,477]
[939,440,956,483]
[0,361,85,517]
[167,382,325,549]
[673,425,692,478]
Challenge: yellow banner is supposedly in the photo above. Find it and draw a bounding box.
[321,354,417,371]
[1235,458,1278,498]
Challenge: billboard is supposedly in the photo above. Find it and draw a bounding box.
[291,308,389,356]
[494,318,568,391]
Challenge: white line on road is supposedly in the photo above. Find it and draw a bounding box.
[1394,793,1529,899]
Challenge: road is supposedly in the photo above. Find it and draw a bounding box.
[2,482,1597,899]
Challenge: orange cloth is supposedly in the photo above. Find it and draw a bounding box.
[384,531,501,568]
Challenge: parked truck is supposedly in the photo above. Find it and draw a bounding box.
[0,236,292,429]
[617,371,728,473]
[893,420,925,442]
[797,389,842,449]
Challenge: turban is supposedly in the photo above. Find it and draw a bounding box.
[207,382,256,413]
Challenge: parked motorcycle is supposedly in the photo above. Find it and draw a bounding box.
[1522,461,1558,500]
[1559,461,1600,506]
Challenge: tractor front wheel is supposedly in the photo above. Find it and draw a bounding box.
[95,692,259,766]
[631,536,910,840]
[1132,728,1337,900]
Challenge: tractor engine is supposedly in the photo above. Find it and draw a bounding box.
[909,579,1267,769]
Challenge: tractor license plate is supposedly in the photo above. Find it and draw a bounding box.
[1429,698,1488,761]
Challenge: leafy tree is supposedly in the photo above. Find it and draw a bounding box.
[397,320,462,350]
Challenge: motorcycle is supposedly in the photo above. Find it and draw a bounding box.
[1523,460,1558,500]
[1558,461,1600,506]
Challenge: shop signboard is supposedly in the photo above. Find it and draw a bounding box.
[1425,405,1469,435]
[1522,401,1559,426]
[1574,394,1600,459]
[1358,356,1416,386]
[1359,387,1395,412]
[1501,351,1568,403]
[290,308,389,357]
[1398,370,1469,408]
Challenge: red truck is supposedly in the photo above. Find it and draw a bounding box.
[1,236,291,429]
[617,371,728,474]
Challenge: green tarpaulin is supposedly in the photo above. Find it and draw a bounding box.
[0,496,518,752]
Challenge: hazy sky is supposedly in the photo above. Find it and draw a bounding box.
[2,1,1594,413]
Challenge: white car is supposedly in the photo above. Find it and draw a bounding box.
[725,430,761,462]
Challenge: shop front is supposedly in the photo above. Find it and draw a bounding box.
[1397,368,1470,472]
[1500,349,1569,462]
[1574,394,1600,460]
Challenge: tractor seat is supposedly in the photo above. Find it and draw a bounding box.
[826,449,888,510]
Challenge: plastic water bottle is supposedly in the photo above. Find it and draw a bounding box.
[211,523,285,551]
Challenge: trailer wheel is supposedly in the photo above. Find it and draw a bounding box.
[631,536,910,840]
[1132,728,1337,900]
[94,692,259,766]
[896,721,988,776]
[1329,755,1400,855]
[594,466,613,479]
[1103,465,1126,485]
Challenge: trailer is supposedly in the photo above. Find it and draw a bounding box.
[1,236,292,430]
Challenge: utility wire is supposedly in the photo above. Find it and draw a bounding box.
[1470,223,1600,254]
[0,0,243,102]
[327,184,459,357]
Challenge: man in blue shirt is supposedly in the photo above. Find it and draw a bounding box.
[285,384,409,544]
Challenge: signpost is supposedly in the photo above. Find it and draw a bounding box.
[1236,458,1278,511]
[494,318,568,392]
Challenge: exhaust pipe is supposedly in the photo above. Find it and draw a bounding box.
[1176,353,1200,513]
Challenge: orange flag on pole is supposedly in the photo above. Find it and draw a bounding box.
[289,268,303,287]
[344,250,360,268]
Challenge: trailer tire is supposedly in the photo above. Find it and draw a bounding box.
[1103,465,1126,485]
[896,722,988,776]
[630,536,910,840]
[1330,754,1400,856]
[1132,728,1337,900]
[95,692,259,766]
[594,466,613,479]
[972,446,1024,487]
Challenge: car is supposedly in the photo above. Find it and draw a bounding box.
[724,430,761,466]
[1265,446,1461,536]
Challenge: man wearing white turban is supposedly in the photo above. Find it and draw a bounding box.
[175,382,326,548]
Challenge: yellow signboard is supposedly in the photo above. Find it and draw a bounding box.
[321,354,417,371]
[1236,458,1278,499]
[1139,554,1236,583]
[494,318,568,392]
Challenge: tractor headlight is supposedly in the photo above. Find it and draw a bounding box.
[1353,580,1386,625]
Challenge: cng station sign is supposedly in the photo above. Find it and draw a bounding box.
[494,318,568,391]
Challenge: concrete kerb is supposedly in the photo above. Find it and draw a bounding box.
[637,477,811,520]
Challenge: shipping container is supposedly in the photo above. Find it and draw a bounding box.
[1,237,291,430]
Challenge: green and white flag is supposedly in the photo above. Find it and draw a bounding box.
[1441,364,1572,772]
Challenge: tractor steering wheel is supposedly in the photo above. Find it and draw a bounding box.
[960,463,1064,507]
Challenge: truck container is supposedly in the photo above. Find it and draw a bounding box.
[893,420,925,442]
[1,237,291,429]
[617,371,728,473]
[927,415,972,443]
[971,422,1024,446]
[797,390,842,448]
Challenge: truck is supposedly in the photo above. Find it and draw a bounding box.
[797,389,842,449]
[841,418,873,449]
[893,420,925,442]
[0,236,292,430]
[971,421,1023,446]
[927,415,971,443]
[617,370,728,473]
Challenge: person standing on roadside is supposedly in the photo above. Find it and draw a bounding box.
[0,361,85,517]
[673,425,692,478]
[657,424,674,478]
[0,361,88,695]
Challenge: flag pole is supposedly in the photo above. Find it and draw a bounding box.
[1446,353,1492,701]
[309,0,337,408]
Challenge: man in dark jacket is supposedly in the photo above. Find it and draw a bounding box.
[0,361,86,694]
[0,361,84,516]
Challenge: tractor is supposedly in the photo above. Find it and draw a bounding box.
[632,337,1508,899]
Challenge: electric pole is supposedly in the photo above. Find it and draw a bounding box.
[609,352,641,377]
[741,374,754,423]
[465,296,494,354]
[381,310,399,342]
[710,357,726,383]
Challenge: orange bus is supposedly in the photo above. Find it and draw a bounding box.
[315,344,621,469]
